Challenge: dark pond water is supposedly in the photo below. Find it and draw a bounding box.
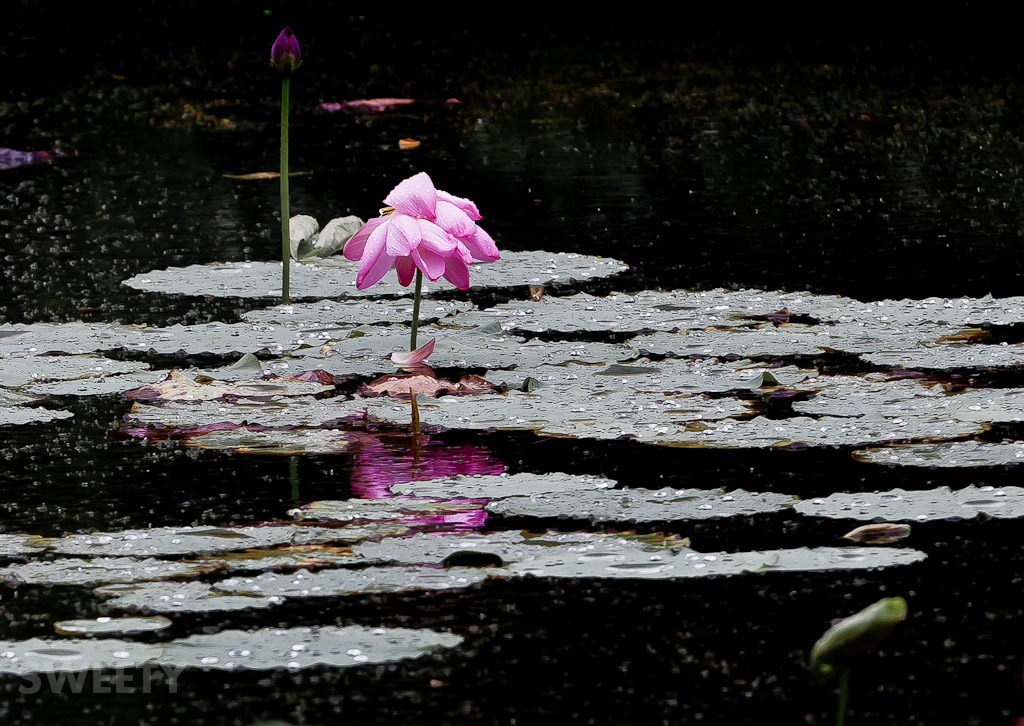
[4,5,1024,724]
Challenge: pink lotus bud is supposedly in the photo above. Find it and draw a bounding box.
[271,27,301,73]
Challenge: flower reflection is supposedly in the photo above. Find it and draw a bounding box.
[349,431,504,502]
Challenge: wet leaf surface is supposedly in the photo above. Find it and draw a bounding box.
[854,440,1024,467]
[122,251,628,300]
[486,487,796,522]
[795,485,1024,521]
[54,616,172,636]
[389,472,616,498]
[241,298,472,327]
[0,557,219,587]
[0,625,463,674]
[185,429,351,455]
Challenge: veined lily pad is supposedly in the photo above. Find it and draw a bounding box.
[390,472,616,498]
[290,498,486,525]
[124,369,333,403]
[793,376,1024,424]
[854,440,1024,467]
[862,343,1024,369]
[0,557,219,587]
[241,298,472,327]
[54,616,172,636]
[0,406,74,426]
[794,485,1024,521]
[41,526,300,557]
[350,530,686,566]
[121,395,368,433]
[0,626,463,675]
[185,429,350,455]
[486,487,795,523]
[509,545,926,580]
[121,250,628,300]
[0,354,150,389]
[96,581,275,613]
[214,566,496,599]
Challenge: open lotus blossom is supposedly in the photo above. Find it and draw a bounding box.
[343,172,499,290]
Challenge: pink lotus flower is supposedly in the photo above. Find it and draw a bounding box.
[343,172,499,290]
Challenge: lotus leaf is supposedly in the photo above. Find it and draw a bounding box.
[487,486,795,522]
[853,440,1024,467]
[794,485,1024,521]
[121,250,628,300]
[390,472,616,498]
[54,616,172,636]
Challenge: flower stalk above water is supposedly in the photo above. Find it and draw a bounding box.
[271,26,301,304]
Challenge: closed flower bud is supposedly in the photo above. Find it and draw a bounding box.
[271,27,301,73]
[809,596,908,683]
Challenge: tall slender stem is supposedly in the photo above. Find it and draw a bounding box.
[280,75,291,305]
[835,668,850,726]
[410,268,423,350]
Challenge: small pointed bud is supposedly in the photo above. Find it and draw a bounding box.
[271,27,302,73]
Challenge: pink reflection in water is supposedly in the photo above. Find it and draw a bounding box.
[349,431,504,500]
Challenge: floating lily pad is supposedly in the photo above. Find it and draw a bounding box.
[290,498,485,524]
[41,526,301,557]
[0,534,48,557]
[853,440,1024,467]
[96,581,275,613]
[350,530,685,566]
[121,250,628,300]
[390,472,616,498]
[862,343,1024,369]
[454,289,838,334]
[793,376,1024,424]
[508,545,926,580]
[54,616,172,636]
[794,485,1024,521]
[0,354,150,389]
[486,487,795,523]
[25,373,162,397]
[0,390,37,406]
[193,545,355,571]
[215,566,496,599]
[0,557,218,587]
[241,298,473,327]
[0,626,463,675]
[186,429,351,455]
[124,369,333,403]
[0,406,74,426]
[121,395,368,433]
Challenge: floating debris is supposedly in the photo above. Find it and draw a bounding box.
[841,523,912,544]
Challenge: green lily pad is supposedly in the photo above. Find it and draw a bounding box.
[121,250,628,300]
[854,440,1024,467]
[486,487,795,523]
[214,566,496,599]
[0,354,150,389]
[123,394,368,431]
[0,534,48,557]
[794,485,1024,521]
[390,472,616,498]
[509,545,926,580]
[0,406,74,426]
[185,429,350,455]
[54,616,172,636]
[0,625,463,675]
[793,376,1024,424]
[289,498,484,524]
[241,298,473,327]
[41,526,300,557]
[0,557,219,587]
[350,530,686,566]
[96,581,276,613]
[862,343,1024,369]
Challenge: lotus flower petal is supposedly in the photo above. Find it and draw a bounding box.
[385,172,437,219]
[394,256,417,286]
[385,213,421,257]
[343,216,386,260]
[412,247,447,281]
[391,337,436,367]
[435,200,477,237]
[436,189,481,220]
[443,255,471,289]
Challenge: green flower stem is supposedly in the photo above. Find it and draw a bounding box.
[410,268,423,350]
[836,668,850,726]
[280,75,291,305]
